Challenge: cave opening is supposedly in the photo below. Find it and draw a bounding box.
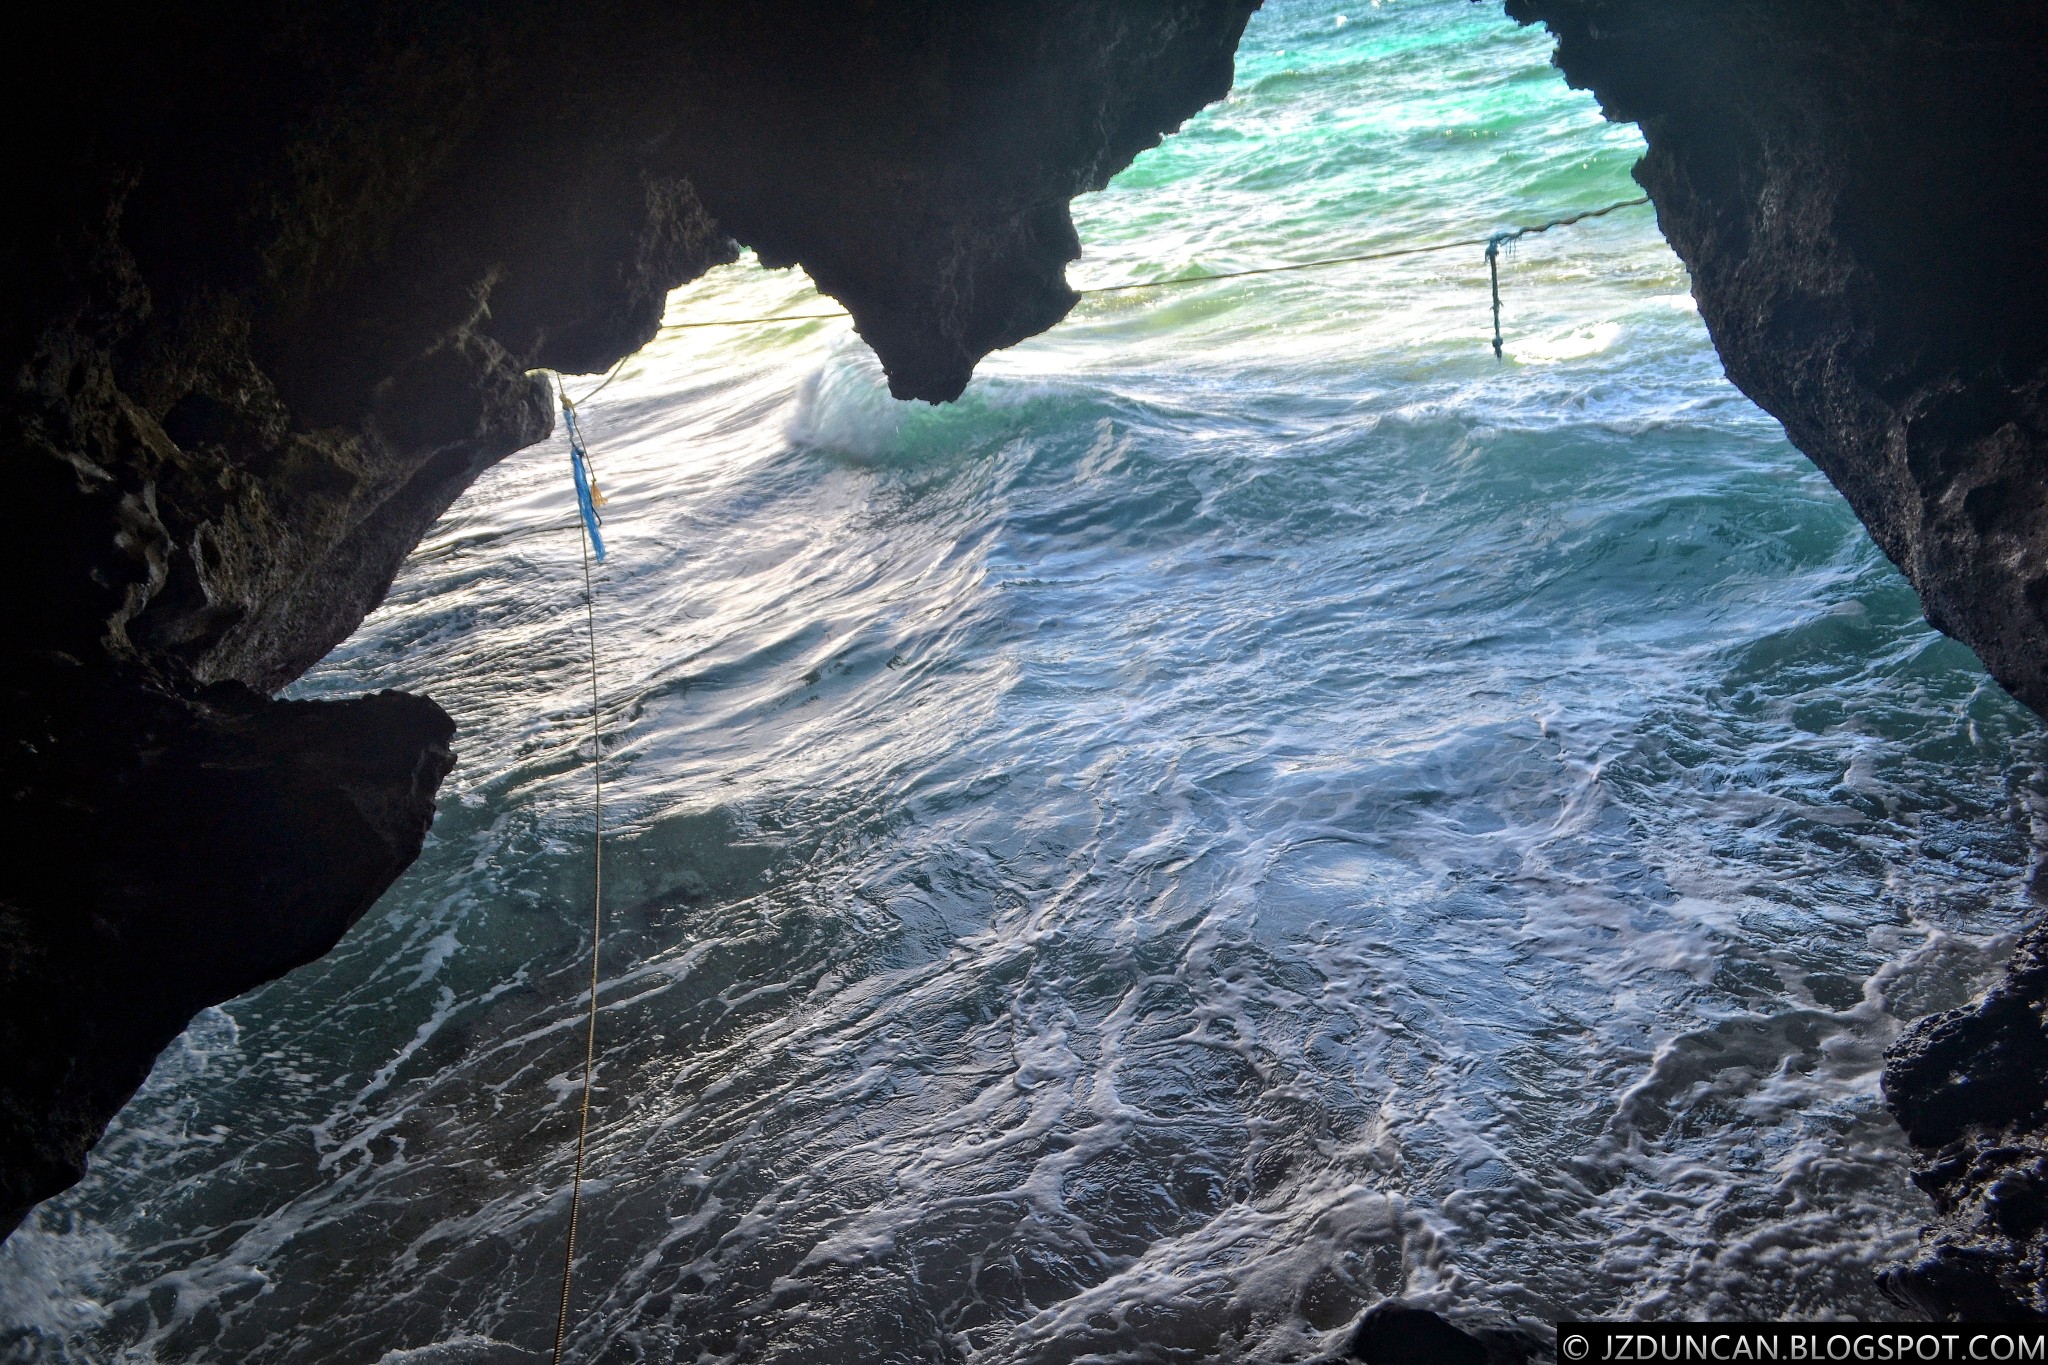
[7,0,2048,1357]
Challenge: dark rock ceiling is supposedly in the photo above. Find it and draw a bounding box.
[4,0,2043,1320]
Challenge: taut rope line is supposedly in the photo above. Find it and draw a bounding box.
[650,195,1652,338]
[571,356,629,406]
[549,378,608,1365]
[1483,196,1648,358]
[520,192,1653,1356]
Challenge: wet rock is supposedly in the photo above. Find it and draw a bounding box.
[1504,0,2048,1316]
[1352,1304,1489,1365]
[1501,0,2048,723]
[10,0,1259,693]
[1349,1301,1537,1365]
[1,1,1257,1238]
[0,656,454,1238]
[1881,922,2048,1320]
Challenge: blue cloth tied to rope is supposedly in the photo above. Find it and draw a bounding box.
[561,401,607,562]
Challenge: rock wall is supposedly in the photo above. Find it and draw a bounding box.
[1501,0,2048,1319]
[1882,923,2048,1318]
[8,0,2044,1311]
[0,667,453,1239]
[1502,0,2048,715]
[0,0,1258,1238]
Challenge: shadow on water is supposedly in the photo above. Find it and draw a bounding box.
[7,0,2048,1361]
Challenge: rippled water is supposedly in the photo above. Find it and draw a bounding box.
[8,2,2047,1360]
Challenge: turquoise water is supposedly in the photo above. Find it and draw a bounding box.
[7,2,2046,1360]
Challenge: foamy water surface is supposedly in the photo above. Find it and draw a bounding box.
[6,1,2045,1360]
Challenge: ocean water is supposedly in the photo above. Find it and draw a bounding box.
[7,1,2046,1361]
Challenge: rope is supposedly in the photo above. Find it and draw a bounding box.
[548,375,608,1365]
[509,194,1655,1354]
[1487,238,1506,361]
[650,195,1652,334]
[1483,196,1647,358]
[571,356,629,406]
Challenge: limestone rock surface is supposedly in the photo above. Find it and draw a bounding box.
[1,0,1258,1238]
[1504,0,2048,1317]
[1882,924,2048,1319]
